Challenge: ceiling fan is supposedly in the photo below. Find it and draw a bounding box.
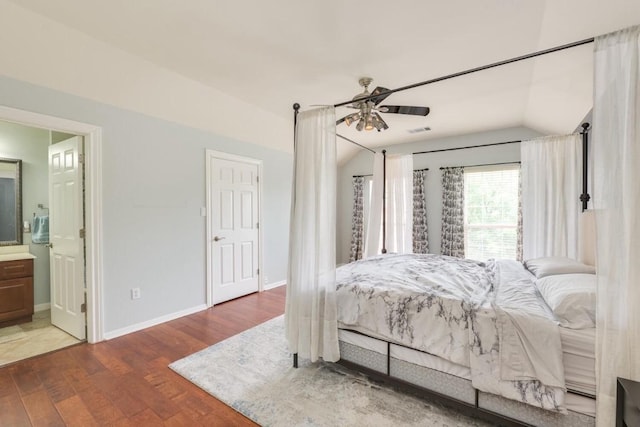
[337,77,430,132]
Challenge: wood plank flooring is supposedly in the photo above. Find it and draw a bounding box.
[0,286,286,426]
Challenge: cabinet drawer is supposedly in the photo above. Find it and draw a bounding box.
[0,259,34,280]
[0,277,34,322]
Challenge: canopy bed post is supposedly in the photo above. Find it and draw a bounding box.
[292,102,300,369]
[381,150,387,254]
[580,122,591,212]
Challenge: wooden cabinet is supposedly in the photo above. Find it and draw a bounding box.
[0,258,34,326]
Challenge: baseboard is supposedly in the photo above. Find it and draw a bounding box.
[103,304,208,340]
[34,302,51,312]
[264,280,286,290]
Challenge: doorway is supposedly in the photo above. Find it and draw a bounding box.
[206,150,263,305]
[0,106,103,356]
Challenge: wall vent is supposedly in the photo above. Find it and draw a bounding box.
[408,127,431,134]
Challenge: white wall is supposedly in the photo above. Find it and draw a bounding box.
[0,121,51,306]
[337,127,543,264]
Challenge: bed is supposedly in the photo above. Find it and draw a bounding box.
[334,253,596,427]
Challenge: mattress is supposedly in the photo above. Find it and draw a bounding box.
[560,327,596,396]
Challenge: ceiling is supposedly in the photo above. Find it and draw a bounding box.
[7,0,640,162]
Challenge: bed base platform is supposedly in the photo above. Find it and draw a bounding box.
[337,335,596,427]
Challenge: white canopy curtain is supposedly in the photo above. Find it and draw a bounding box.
[363,152,384,258]
[285,106,339,363]
[521,134,581,260]
[385,154,414,253]
[593,25,640,426]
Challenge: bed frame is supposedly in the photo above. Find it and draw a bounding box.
[337,328,595,427]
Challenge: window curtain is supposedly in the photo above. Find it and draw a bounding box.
[385,154,413,253]
[285,106,339,363]
[440,167,465,257]
[516,169,523,261]
[363,153,384,258]
[349,176,365,262]
[593,25,640,426]
[413,169,429,253]
[521,134,581,260]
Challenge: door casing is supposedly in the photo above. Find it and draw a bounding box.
[0,105,103,343]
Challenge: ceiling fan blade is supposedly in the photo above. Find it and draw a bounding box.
[380,105,430,116]
[370,86,392,105]
[336,116,347,125]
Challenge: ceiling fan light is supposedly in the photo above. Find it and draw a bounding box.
[344,112,360,126]
[373,113,389,131]
[356,118,365,131]
[364,115,374,131]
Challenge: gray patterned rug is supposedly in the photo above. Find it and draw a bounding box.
[169,315,491,427]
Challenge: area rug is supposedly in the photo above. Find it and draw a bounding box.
[169,316,490,427]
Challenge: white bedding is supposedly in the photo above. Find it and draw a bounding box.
[560,327,596,396]
[336,254,566,412]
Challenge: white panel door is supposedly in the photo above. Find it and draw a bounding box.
[210,156,260,304]
[49,136,86,340]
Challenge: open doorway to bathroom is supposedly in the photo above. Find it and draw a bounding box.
[0,120,84,366]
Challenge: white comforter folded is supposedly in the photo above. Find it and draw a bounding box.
[336,254,566,412]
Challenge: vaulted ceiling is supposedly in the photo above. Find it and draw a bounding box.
[7,0,640,161]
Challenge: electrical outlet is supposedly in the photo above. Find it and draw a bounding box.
[264,276,269,284]
[131,288,141,300]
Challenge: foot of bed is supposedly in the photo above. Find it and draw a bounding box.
[293,353,298,368]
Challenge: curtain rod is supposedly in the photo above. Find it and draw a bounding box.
[333,37,594,108]
[440,161,520,170]
[337,133,376,153]
[414,140,521,155]
[353,167,429,178]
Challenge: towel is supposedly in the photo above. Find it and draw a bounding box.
[32,215,49,244]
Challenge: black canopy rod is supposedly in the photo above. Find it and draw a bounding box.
[337,134,376,153]
[439,161,520,170]
[353,167,429,178]
[414,140,521,155]
[579,123,591,212]
[333,37,594,108]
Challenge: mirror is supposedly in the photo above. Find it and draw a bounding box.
[0,158,22,246]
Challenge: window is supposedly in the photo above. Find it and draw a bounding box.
[463,165,520,261]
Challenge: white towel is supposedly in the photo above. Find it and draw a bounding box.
[32,215,49,244]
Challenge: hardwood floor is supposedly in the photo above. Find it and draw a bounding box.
[0,286,286,426]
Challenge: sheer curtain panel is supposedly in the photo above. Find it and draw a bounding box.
[593,25,640,426]
[521,134,581,260]
[385,154,414,254]
[349,176,365,262]
[364,153,384,257]
[440,167,465,257]
[285,106,339,363]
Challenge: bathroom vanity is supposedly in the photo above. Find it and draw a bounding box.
[0,246,36,327]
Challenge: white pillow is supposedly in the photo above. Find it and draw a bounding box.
[536,273,596,329]
[524,256,595,279]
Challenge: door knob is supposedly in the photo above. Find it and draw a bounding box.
[46,243,53,249]
[213,236,225,242]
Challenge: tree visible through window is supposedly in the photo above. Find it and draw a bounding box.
[463,165,520,261]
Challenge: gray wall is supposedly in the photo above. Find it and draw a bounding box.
[337,127,543,264]
[0,75,292,334]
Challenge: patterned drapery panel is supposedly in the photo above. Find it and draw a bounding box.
[516,168,523,261]
[349,176,365,262]
[440,167,465,258]
[412,170,429,253]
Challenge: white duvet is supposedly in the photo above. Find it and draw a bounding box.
[336,254,566,412]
